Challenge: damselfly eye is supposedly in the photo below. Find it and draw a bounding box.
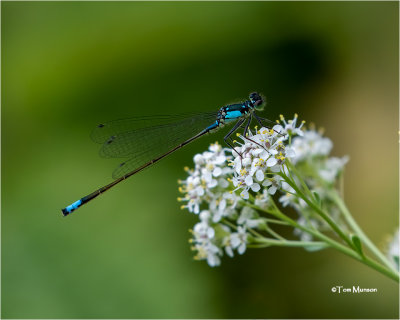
[249,92,263,106]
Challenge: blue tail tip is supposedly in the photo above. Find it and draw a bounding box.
[62,199,82,216]
[61,208,70,216]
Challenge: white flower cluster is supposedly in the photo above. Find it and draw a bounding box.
[189,206,266,266]
[290,129,332,164]
[189,210,252,267]
[179,142,266,266]
[179,114,350,265]
[290,129,349,183]
[178,142,236,220]
[231,125,294,200]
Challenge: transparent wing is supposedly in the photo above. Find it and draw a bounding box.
[91,112,216,144]
[92,112,219,179]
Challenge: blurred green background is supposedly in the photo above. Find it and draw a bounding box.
[2,1,398,319]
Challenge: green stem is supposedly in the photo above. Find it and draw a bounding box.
[279,172,355,250]
[254,201,399,282]
[264,224,286,240]
[285,160,315,199]
[287,159,395,272]
[262,218,290,226]
[330,191,396,271]
[221,218,238,231]
[247,226,266,239]
[252,237,328,248]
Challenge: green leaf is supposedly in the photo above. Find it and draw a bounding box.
[313,191,321,207]
[351,234,364,256]
[393,256,399,271]
[214,224,231,238]
[256,221,268,231]
[302,242,329,252]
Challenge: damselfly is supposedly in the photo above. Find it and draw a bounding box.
[62,92,275,216]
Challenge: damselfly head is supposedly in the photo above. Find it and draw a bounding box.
[249,92,265,110]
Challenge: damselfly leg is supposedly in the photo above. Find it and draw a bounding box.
[243,114,252,137]
[253,114,283,136]
[223,118,245,156]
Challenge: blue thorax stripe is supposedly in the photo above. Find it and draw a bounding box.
[225,110,242,119]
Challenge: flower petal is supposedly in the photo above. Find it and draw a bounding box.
[240,190,249,199]
[251,183,260,192]
[255,169,264,181]
[266,157,278,167]
[245,175,253,186]
[238,243,246,255]
[213,167,222,177]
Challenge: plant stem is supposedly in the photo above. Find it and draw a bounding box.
[279,172,355,250]
[330,191,396,271]
[262,218,290,226]
[252,237,329,248]
[252,201,399,282]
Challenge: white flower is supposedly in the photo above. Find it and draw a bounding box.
[222,233,235,258]
[255,169,264,181]
[210,196,226,222]
[230,226,248,254]
[191,221,223,267]
[291,130,333,164]
[293,216,318,242]
[178,142,233,214]
[193,154,205,165]
[237,207,264,229]
[199,210,211,222]
[319,156,349,183]
[193,241,221,267]
[278,113,305,136]
[254,188,271,209]
[178,173,204,214]
[262,175,284,195]
[230,127,294,199]
[225,244,234,258]
[240,189,249,200]
[193,221,215,239]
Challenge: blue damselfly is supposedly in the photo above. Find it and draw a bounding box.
[62,92,275,216]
